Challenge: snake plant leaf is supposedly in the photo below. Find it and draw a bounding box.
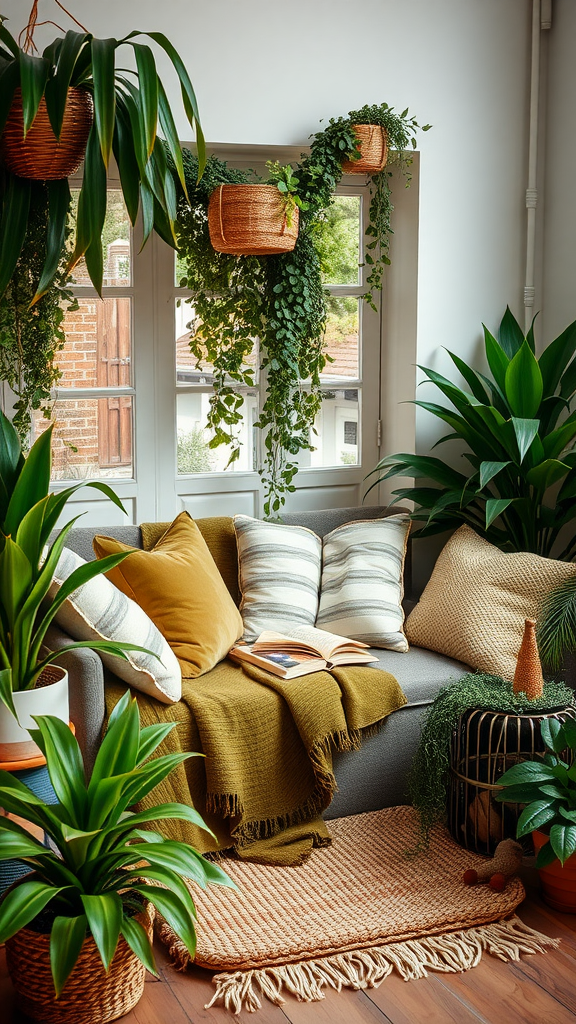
[90,37,117,165]
[0,880,66,945]
[130,883,197,960]
[81,892,123,971]
[510,417,540,463]
[0,173,31,298]
[43,30,89,138]
[28,716,87,823]
[32,178,71,303]
[498,305,525,358]
[539,318,576,398]
[0,669,16,718]
[516,800,558,838]
[483,325,510,395]
[3,424,52,536]
[120,916,157,977]
[505,341,543,417]
[88,693,141,791]
[526,458,570,493]
[479,460,511,489]
[0,537,32,628]
[18,51,49,134]
[550,823,576,865]
[50,915,88,997]
[485,497,514,529]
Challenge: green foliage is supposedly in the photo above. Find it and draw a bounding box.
[497,714,576,866]
[0,17,204,298]
[367,307,576,557]
[0,411,154,707]
[538,577,576,672]
[409,672,574,846]
[0,691,235,995]
[177,426,213,474]
[0,178,77,445]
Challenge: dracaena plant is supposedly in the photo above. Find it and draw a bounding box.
[0,409,152,715]
[366,307,576,558]
[496,715,576,867]
[0,691,235,996]
[0,6,204,300]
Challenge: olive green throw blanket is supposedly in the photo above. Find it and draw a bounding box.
[105,659,406,866]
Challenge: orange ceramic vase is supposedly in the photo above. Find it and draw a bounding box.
[532,830,576,912]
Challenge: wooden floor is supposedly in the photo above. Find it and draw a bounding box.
[3,882,576,1024]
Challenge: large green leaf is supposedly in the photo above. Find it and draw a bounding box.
[129,42,158,159]
[90,37,117,165]
[0,828,48,860]
[445,350,491,404]
[157,78,187,197]
[483,326,509,395]
[539,318,576,398]
[88,692,140,793]
[498,306,525,358]
[511,417,540,464]
[0,669,16,718]
[540,717,568,754]
[41,480,126,545]
[485,498,513,529]
[0,879,65,944]
[81,892,123,970]
[526,459,570,493]
[479,460,511,489]
[68,123,107,291]
[18,51,49,134]
[516,800,558,837]
[0,173,31,298]
[0,537,32,628]
[43,31,89,138]
[120,915,157,976]
[130,883,197,960]
[50,914,88,997]
[112,96,140,225]
[498,760,556,787]
[33,178,72,302]
[28,716,87,824]
[541,412,576,460]
[15,495,49,567]
[136,722,178,763]
[549,823,576,865]
[505,341,543,418]
[3,423,52,537]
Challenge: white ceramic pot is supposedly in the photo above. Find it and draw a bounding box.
[0,666,69,762]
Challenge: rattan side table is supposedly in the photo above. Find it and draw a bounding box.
[447,705,576,856]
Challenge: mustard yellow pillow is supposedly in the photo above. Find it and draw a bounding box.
[93,512,243,679]
[405,525,576,680]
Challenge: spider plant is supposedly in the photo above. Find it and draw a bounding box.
[0,690,235,996]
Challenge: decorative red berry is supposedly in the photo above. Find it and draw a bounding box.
[489,873,506,891]
[462,869,478,885]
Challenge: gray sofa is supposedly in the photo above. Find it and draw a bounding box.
[48,505,469,819]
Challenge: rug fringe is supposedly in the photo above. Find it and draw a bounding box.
[194,917,559,1014]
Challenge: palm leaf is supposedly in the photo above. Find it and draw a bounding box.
[537,576,576,672]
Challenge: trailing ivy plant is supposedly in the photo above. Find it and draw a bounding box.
[0,175,77,446]
[173,103,429,515]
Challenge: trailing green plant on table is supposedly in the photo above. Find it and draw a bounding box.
[367,307,576,557]
[173,102,429,515]
[0,690,235,1002]
[0,3,204,298]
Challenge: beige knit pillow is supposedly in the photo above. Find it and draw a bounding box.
[405,525,576,680]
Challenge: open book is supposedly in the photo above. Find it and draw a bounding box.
[229,625,378,679]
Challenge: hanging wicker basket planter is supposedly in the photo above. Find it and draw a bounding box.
[5,901,154,1024]
[341,124,388,174]
[208,183,299,256]
[1,86,93,180]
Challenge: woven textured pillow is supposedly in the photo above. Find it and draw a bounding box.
[316,515,410,651]
[234,515,322,640]
[49,547,182,703]
[405,525,576,680]
[94,512,243,679]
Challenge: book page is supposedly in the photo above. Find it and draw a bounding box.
[260,624,369,659]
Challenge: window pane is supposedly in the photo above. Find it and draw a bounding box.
[175,298,258,384]
[32,397,133,481]
[318,195,361,286]
[320,296,359,381]
[69,190,131,286]
[304,388,360,468]
[55,298,131,389]
[177,392,258,473]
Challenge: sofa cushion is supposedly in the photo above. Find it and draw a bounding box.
[93,512,243,678]
[141,516,241,605]
[365,645,470,705]
[406,525,576,680]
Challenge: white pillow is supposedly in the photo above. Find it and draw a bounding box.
[49,547,182,704]
[233,515,322,641]
[316,515,410,652]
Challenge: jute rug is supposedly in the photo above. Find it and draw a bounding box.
[158,805,559,1013]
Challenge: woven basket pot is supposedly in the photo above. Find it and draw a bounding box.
[341,124,388,174]
[6,902,154,1024]
[1,87,93,180]
[208,183,299,255]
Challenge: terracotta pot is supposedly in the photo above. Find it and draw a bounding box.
[533,830,576,912]
[340,124,388,174]
[1,86,93,180]
[0,666,69,762]
[208,183,299,255]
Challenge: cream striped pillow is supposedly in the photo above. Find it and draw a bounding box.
[233,515,322,641]
[316,515,411,651]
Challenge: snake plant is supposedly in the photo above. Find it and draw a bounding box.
[0,409,153,716]
[0,691,235,995]
[366,307,576,558]
[0,15,204,299]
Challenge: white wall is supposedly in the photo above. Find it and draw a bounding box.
[2,0,533,457]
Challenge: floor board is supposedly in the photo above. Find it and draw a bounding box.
[3,886,576,1024]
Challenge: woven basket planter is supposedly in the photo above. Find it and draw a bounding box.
[6,902,154,1024]
[341,124,388,174]
[208,183,299,255]
[1,87,93,180]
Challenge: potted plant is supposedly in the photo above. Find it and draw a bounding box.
[0,409,152,760]
[496,715,576,911]
[207,162,304,256]
[0,3,205,299]
[0,690,235,1021]
[366,307,576,557]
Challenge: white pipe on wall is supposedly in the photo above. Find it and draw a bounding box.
[524,0,552,333]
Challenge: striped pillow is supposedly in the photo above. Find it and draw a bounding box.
[49,547,182,703]
[316,515,411,652]
[234,515,322,640]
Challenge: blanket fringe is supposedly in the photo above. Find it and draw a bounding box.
[167,917,557,1015]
